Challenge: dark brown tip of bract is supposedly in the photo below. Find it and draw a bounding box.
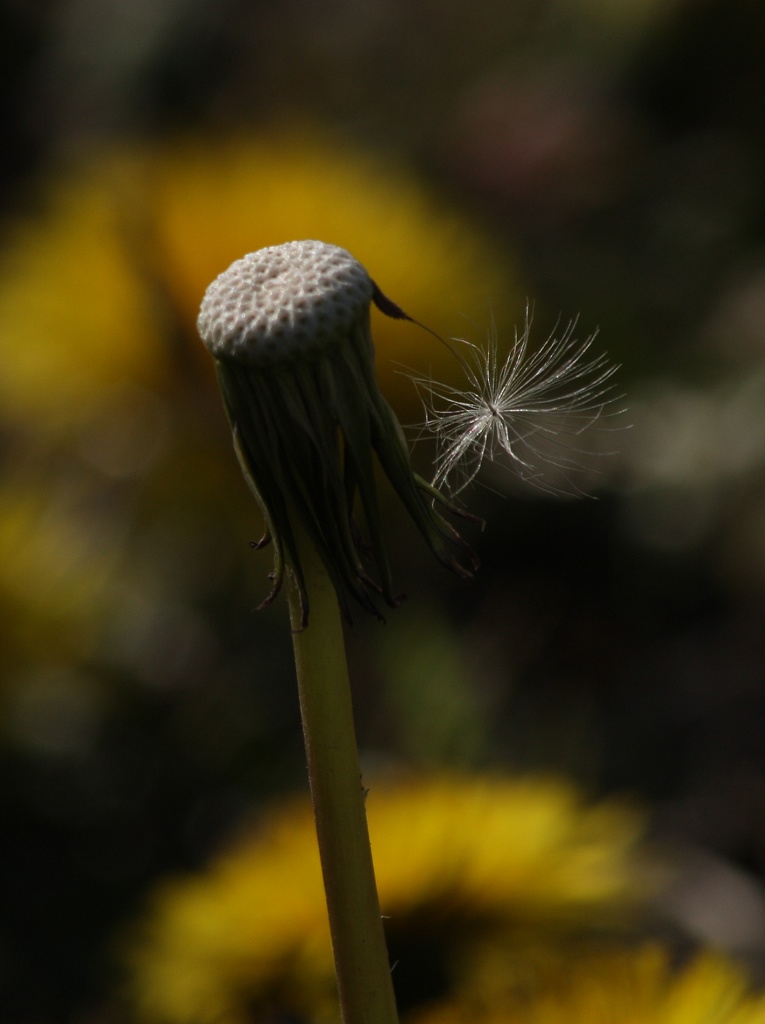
[371,280,462,357]
[371,281,416,322]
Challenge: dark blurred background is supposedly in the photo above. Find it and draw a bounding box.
[2,0,765,1020]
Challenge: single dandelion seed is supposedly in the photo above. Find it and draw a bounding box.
[413,305,625,497]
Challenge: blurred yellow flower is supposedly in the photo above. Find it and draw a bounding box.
[125,774,649,1024]
[0,468,121,667]
[412,944,765,1024]
[0,127,520,689]
[0,129,518,433]
[0,166,164,432]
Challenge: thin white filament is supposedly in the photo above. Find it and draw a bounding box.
[412,306,625,497]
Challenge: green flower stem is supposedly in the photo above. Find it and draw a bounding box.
[287,526,399,1024]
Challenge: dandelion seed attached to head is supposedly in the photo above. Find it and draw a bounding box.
[197,240,478,626]
[414,306,624,497]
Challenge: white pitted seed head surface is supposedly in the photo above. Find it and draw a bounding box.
[197,240,374,365]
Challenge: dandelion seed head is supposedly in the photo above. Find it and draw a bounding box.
[414,307,625,497]
[197,240,373,367]
[197,240,479,623]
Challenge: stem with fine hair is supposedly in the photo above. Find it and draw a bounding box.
[287,526,399,1024]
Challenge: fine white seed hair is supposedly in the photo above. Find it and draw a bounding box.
[197,240,374,366]
[412,309,624,497]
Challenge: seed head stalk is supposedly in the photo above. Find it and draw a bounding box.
[287,522,398,1024]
